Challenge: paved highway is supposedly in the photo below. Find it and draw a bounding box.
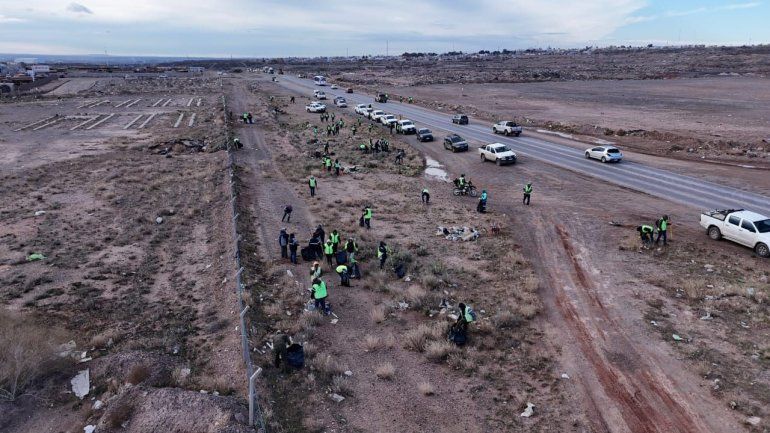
[278,75,770,216]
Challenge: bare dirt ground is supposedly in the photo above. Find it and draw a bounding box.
[0,75,252,432]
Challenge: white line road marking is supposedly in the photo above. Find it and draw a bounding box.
[174,113,185,128]
[152,98,164,107]
[187,97,194,107]
[70,116,100,131]
[139,113,157,129]
[188,113,196,127]
[114,100,132,108]
[162,98,173,107]
[88,100,110,108]
[125,98,142,108]
[77,101,94,109]
[32,117,64,131]
[124,114,144,129]
[13,115,58,131]
[196,98,202,107]
[86,113,115,130]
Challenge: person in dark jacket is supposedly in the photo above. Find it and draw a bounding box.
[279,228,289,259]
[288,233,299,264]
[282,204,293,222]
[313,225,325,243]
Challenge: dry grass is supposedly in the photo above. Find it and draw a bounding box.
[370,305,388,324]
[331,374,353,396]
[0,311,66,401]
[383,334,397,349]
[492,311,523,329]
[618,234,640,251]
[425,341,456,362]
[89,330,118,349]
[302,417,326,433]
[406,285,429,307]
[312,354,345,378]
[196,375,235,395]
[418,381,435,396]
[403,323,442,352]
[375,362,395,380]
[105,399,134,428]
[126,364,151,385]
[362,334,383,352]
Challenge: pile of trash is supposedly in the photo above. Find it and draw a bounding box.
[436,226,479,242]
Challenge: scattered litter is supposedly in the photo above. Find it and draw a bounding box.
[436,226,480,242]
[155,217,163,224]
[672,334,683,341]
[746,287,755,297]
[93,400,104,410]
[71,369,90,399]
[34,210,46,216]
[404,276,411,282]
[609,221,623,226]
[650,321,658,327]
[344,370,353,376]
[330,318,338,325]
[329,393,345,403]
[26,253,45,261]
[84,426,96,433]
[745,417,761,426]
[520,402,535,417]
[58,340,77,358]
[739,321,750,329]
[561,373,570,379]
[286,269,294,278]
[78,357,93,363]
[700,311,712,320]
[397,301,409,310]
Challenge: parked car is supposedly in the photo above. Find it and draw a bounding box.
[585,145,623,163]
[452,114,469,125]
[492,121,522,136]
[354,104,369,115]
[479,143,517,165]
[346,88,354,94]
[369,110,386,121]
[396,119,416,134]
[334,97,347,107]
[380,114,398,126]
[416,128,434,142]
[700,209,770,257]
[331,84,338,89]
[375,93,389,103]
[306,102,326,113]
[315,91,327,100]
[444,134,469,152]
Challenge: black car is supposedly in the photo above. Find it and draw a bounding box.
[444,134,469,152]
[346,88,354,94]
[451,114,469,125]
[416,128,434,142]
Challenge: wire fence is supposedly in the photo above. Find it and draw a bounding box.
[221,93,267,433]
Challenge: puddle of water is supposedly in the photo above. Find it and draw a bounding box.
[424,157,449,182]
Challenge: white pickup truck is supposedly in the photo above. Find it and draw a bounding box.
[700,209,770,257]
[492,121,523,136]
[479,143,517,165]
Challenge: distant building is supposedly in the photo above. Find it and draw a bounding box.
[31,64,50,73]
[15,58,37,64]
[188,66,205,74]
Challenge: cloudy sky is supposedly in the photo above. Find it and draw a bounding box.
[0,0,767,57]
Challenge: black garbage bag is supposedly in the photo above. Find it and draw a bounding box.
[394,263,406,279]
[286,343,305,369]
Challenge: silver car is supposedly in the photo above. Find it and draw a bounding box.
[585,145,623,163]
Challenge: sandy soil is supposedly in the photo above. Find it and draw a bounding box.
[0,75,251,432]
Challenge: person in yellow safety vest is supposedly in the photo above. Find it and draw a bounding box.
[323,239,335,267]
[408,96,413,103]
[456,174,467,193]
[363,206,372,229]
[655,215,670,246]
[310,278,328,314]
[310,261,322,280]
[637,224,654,247]
[334,159,341,176]
[377,241,388,269]
[335,264,350,286]
[344,238,358,262]
[523,182,533,205]
[421,188,430,204]
[325,156,332,172]
[330,230,341,252]
[308,176,317,197]
[456,302,476,333]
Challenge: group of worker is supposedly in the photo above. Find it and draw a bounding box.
[241,112,253,124]
[637,215,671,247]
[320,155,342,176]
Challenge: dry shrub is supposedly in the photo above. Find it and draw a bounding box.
[492,311,523,329]
[331,375,353,396]
[681,278,709,300]
[375,362,395,380]
[126,364,151,385]
[425,341,456,362]
[383,334,397,349]
[303,342,317,359]
[105,399,134,428]
[0,311,66,401]
[406,285,429,307]
[403,323,438,352]
[196,375,235,395]
[171,367,191,388]
[370,305,388,324]
[362,334,382,352]
[618,234,640,251]
[89,330,118,350]
[312,354,345,378]
[418,381,435,396]
[522,272,539,293]
[263,303,283,317]
[302,417,325,433]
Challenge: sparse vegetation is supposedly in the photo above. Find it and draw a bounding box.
[418,381,435,396]
[375,362,395,380]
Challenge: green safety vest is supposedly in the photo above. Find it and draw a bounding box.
[524,185,533,194]
[325,159,332,167]
[464,307,475,323]
[335,265,348,274]
[480,192,487,200]
[330,233,340,244]
[422,189,429,194]
[641,225,654,233]
[377,246,386,258]
[359,143,366,149]
[313,281,327,299]
[334,161,341,169]
[364,208,372,219]
[458,178,466,186]
[659,219,668,231]
[324,242,334,255]
[309,178,317,187]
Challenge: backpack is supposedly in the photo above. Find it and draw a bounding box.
[286,344,305,369]
[466,307,477,322]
